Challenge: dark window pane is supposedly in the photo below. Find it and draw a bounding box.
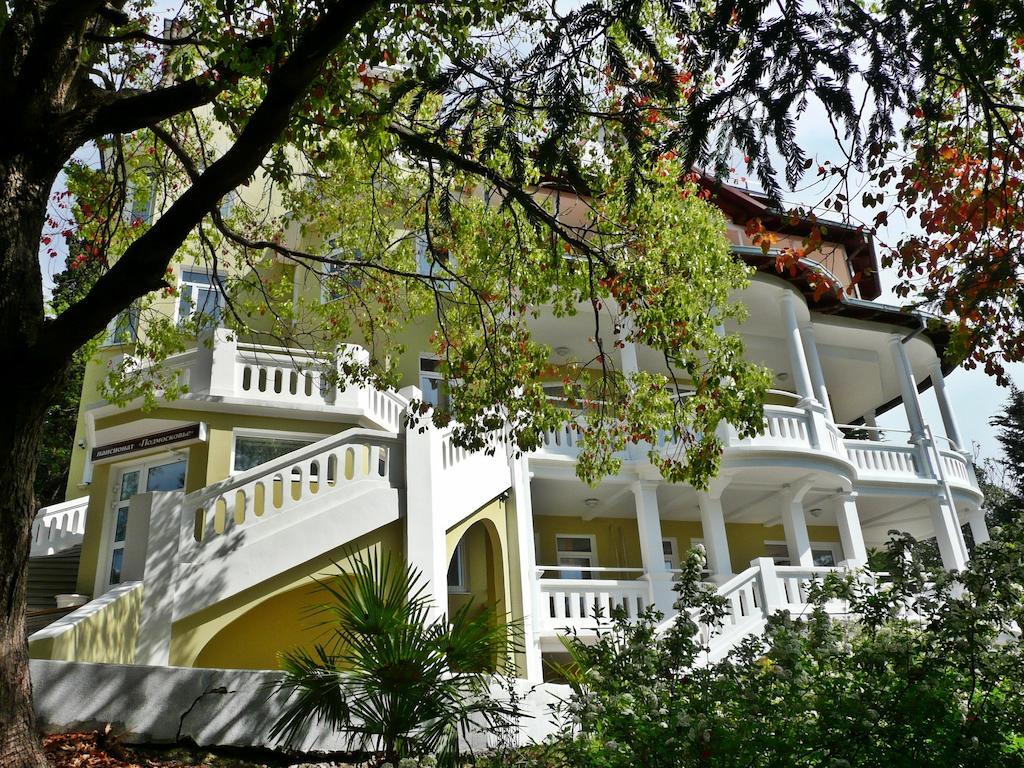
[146,460,187,492]
[109,549,124,585]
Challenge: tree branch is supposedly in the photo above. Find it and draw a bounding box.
[37,0,382,366]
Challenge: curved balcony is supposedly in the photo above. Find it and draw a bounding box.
[530,401,979,494]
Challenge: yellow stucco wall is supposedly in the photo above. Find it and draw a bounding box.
[174,522,403,670]
[29,583,142,664]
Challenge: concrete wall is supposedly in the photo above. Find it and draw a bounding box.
[29,582,142,664]
[30,659,567,753]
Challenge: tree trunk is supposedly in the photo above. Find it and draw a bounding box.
[0,398,52,768]
[0,155,68,768]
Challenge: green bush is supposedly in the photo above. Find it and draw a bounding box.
[551,527,1024,768]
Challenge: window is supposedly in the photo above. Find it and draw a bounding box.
[419,356,449,411]
[662,538,678,570]
[219,190,238,220]
[764,541,841,567]
[103,306,139,346]
[320,238,364,301]
[448,540,468,593]
[232,433,317,473]
[126,174,157,226]
[556,534,596,579]
[177,269,223,326]
[415,232,455,292]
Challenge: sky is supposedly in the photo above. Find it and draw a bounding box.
[39,8,1019,465]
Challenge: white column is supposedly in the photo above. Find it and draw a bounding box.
[780,486,813,567]
[508,456,543,682]
[835,494,868,567]
[800,322,834,421]
[888,335,926,439]
[697,488,733,583]
[863,410,881,441]
[778,292,817,406]
[929,361,965,451]
[930,498,969,571]
[632,480,674,614]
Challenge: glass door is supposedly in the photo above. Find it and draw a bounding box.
[106,457,187,589]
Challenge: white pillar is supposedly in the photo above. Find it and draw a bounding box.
[697,489,733,582]
[863,410,881,441]
[405,417,448,622]
[208,327,238,396]
[889,335,926,439]
[134,491,183,665]
[800,322,834,421]
[780,486,814,567]
[929,361,965,451]
[835,494,868,567]
[965,508,990,547]
[778,292,817,406]
[632,480,674,614]
[508,456,543,682]
[930,498,969,571]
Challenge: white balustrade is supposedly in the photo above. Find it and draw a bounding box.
[30,497,90,557]
[536,568,649,632]
[844,440,922,479]
[714,566,763,633]
[729,405,813,450]
[538,422,581,457]
[773,565,840,608]
[182,429,400,552]
[938,449,974,485]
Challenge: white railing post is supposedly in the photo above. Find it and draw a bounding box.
[753,557,784,614]
[133,490,184,665]
[208,328,238,397]
[405,405,448,623]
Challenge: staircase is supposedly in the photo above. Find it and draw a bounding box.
[172,427,406,620]
[666,559,852,663]
[26,545,82,633]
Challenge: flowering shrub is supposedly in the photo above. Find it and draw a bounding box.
[551,528,1024,768]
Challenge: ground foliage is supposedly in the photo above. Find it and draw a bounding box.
[272,550,519,767]
[541,530,1024,768]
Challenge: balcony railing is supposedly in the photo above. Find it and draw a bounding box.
[30,497,89,557]
[111,332,407,432]
[535,566,649,633]
[530,402,978,492]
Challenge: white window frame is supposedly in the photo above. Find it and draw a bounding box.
[662,537,679,571]
[555,533,598,579]
[175,266,224,326]
[418,355,447,410]
[448,539,469,594]
[229,428,324,476]
[763,540,842,567]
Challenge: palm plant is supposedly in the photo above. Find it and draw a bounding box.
[271,549,518,766]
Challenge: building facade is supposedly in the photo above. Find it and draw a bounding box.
[27,182,985,679]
